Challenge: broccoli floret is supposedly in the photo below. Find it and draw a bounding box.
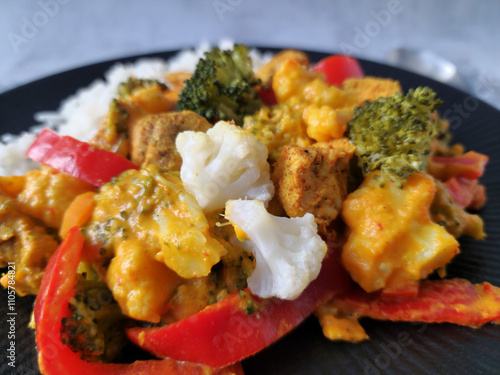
[348,86,442,188]
[177,44,263,124]
[117,77,167,99]
[60,278,126,362]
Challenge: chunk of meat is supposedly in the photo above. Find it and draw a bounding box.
[342,77,402,103]
[16,166,94,230]
[272,138,355,230]
[314,304,368,343]
[90,99,146,157]
[256,49,310,86]
[0,195,59,295]
[130,111,211,170]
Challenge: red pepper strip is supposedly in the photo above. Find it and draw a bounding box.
[444,177,478,208]
[258,86,277,106]
[334,279,500,328]
[26,128,138,187]
[34,227,243,375]
[430,151,489,180]
[444,176,487,210]
[380,279,420,301]
[126,238,352,368]
[312,55,364,87]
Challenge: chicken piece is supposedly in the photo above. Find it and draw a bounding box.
[16,166,94,230]
[256,49,310,86]
[130,111,211,170]
[342,77,402,103]
[0,195,59,295]
[272,138,355,230]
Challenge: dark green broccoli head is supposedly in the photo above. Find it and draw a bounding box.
[349,86,442,188]
[60,278,125,362]
[177,44,263,124]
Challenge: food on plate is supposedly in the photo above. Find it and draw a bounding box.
[0,43,497,374]
[177,44,263,124]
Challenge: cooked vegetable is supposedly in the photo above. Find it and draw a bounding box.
[26,128,138,187]
[312,55,364,87]
[428,150,489,180]
[348,86,442,188]
[341,171,459,293]
[177,44,263,124]
[1,46,495,373]
[243,103,312,162]
[60,191,96,238]
[176,121,274,212]
[126,236,351,367]
[84,164,227,281]
[60,278,125,362]
[430,178,485,240]
[117,77,167,99]
[34,227,244,375]
[0,195,59,295]
[225,199,327,300]
[333,279,500,328]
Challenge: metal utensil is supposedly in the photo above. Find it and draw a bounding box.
[387,47,470,91]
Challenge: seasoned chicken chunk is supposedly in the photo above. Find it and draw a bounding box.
[0,195,59,295]
[272,138,355,230]
[130,111,211,170]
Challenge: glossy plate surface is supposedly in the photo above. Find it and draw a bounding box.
[1,48,499,375]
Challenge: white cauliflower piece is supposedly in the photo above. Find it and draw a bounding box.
[176,121,275,212]
[225,199,327,300]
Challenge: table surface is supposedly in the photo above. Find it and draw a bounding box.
[1,0,499,109]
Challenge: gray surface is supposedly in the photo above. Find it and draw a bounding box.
[0,0,499,108]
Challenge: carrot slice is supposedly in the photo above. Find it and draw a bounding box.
[60,191,97,237]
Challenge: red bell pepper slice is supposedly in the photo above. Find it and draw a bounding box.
[312,55,364,86]
[126,237,352,368]
[334,279,500,328]
[34,227,243,375]
[258,86,277,106]
[26,128,138,187]
[444,176,485,209]
[430,151,489,180]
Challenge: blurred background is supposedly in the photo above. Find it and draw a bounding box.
[1,0,499,108]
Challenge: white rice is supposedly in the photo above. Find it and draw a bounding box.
[0,40,272,176]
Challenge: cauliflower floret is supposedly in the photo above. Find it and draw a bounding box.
[341,171,460,293]
[176,121,275,212]
[225,199,327,300]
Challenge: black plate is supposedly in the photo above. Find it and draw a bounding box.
[1,48,499,375]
